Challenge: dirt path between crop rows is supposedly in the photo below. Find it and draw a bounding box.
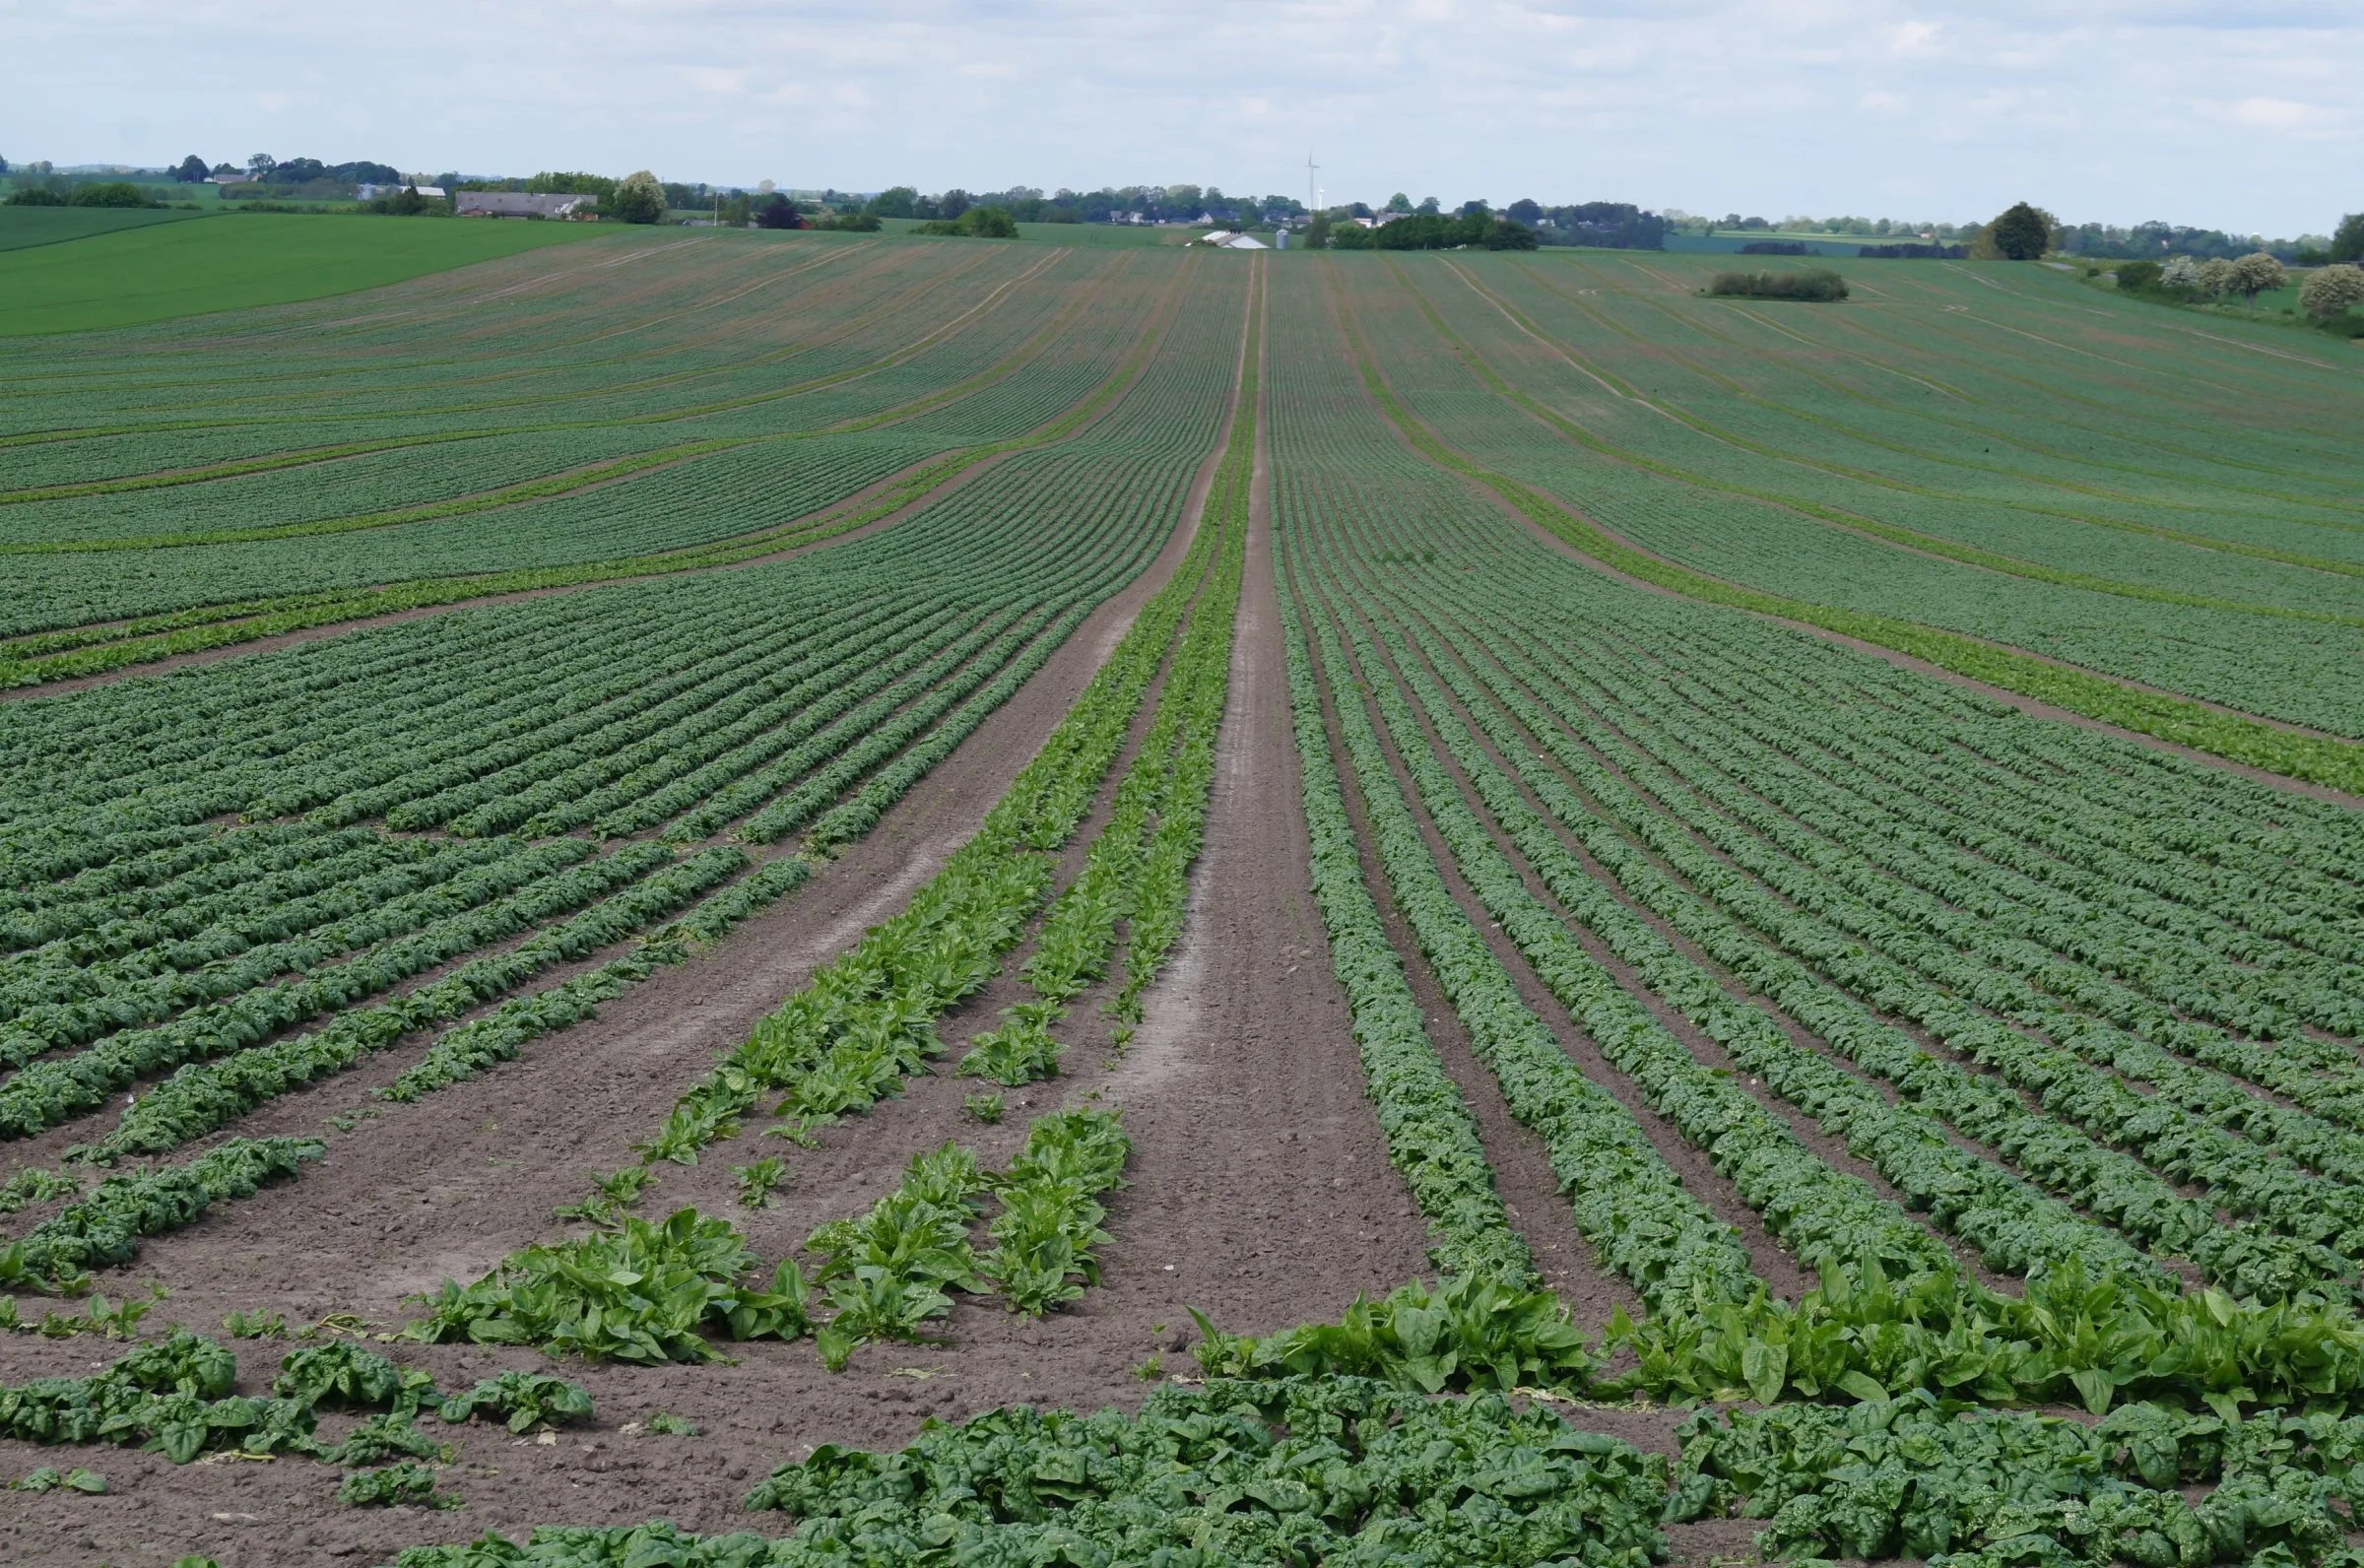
[0,276,1489,1568]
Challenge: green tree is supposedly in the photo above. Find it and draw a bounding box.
[608,170,666,225]
[1385,192,1412,214]
[1304,213,1333,249]
[2331,213,2364,264]
[2229,250,2287,302]
[172,156,209,183]
[1986,201,2055,260]
[867,185,918,219]
[2299,263,2364,319]
[529,171,618,201]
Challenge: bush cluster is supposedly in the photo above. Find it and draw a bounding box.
[1706,268,1849,301]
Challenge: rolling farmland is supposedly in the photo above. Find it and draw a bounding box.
[4,230,2364,1568]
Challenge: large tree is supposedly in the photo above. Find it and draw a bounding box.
[608,170,667,225]
[2229,250,2287,302]
[2332,212,2364,264]
[2300,263,2364,319]
[172,155,209,183]
[1986,201,2056,260]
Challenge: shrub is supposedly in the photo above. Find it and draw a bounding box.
[1705,268,1848,302]
[2113,260,2162,292]
[5,187,65,206]
[918,205,1017,238]
[2298,263,2364,320]
[67,182,155,209]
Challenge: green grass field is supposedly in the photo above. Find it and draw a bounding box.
[0,204,207,252]
[0,213,608,335]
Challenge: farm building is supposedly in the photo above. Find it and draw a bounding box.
[453,191,596,219]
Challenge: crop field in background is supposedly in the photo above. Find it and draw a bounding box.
[3,231,2364,1568]
[0,214,610,336]
[0,205,209,254]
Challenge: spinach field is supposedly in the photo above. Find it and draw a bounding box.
[3,234,2363,1568]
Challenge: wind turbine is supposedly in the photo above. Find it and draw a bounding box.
[1307,151,1320,216]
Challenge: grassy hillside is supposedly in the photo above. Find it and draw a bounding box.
[0,213,607,335]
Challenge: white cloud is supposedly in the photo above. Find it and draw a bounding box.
[680,67,751,95]
[1887,20,1943,55]
[0,0,2354,231]
[2217,95,2311,127]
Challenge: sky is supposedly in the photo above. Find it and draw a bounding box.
[3,0,2355,236]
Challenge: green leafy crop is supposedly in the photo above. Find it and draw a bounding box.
[405,1207,810,1364]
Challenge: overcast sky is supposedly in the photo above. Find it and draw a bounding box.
[4,0,2354,235]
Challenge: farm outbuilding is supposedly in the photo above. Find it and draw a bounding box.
[453,191,596,219]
